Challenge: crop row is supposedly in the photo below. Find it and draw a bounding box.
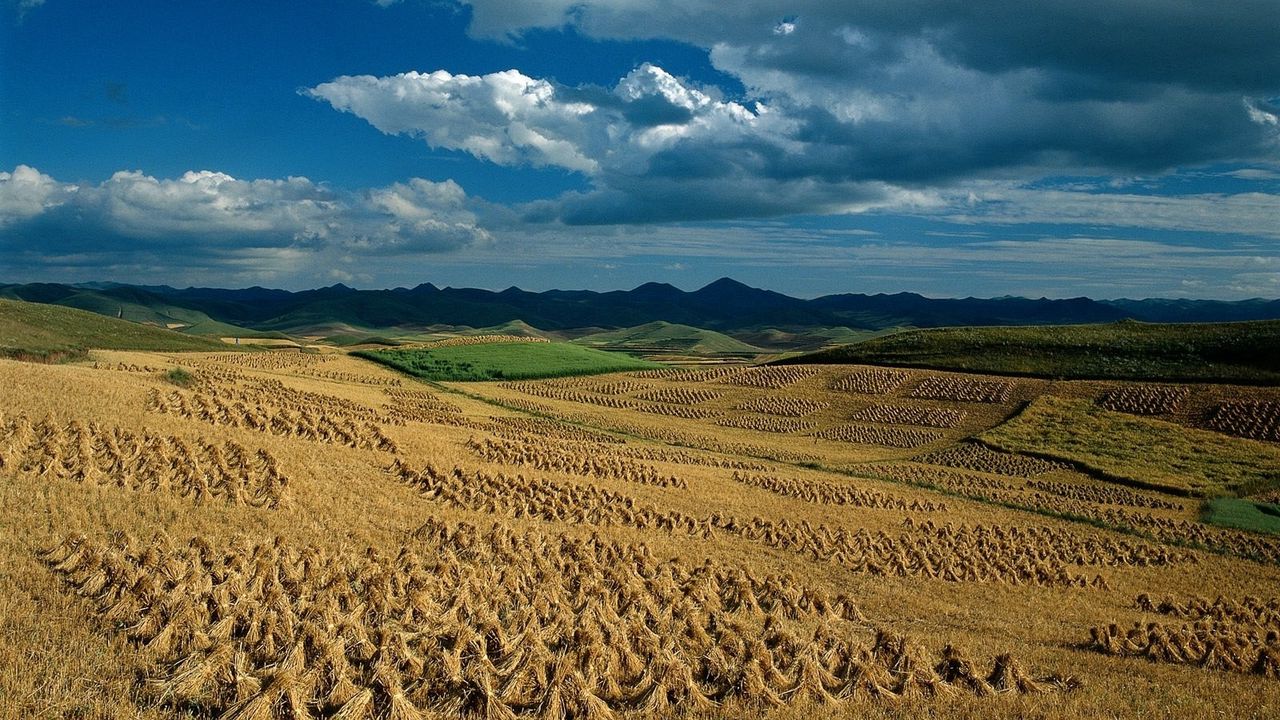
[812,425,942,449]
[719,367,820,389]
[1090,594,1279,679]
[0,412,287,507]
[1097,386,1189,416]
[635,387,723,405]
[916,443,1064,477]
[829,370,909,395]
[393,462,1188,587]
[850,404,966,429]
[41,522,1077,720]
[734,396,830,417]
[196,351,336,371]
[148,388,397,452]
[731,472,947,512]
[910,377,1015,404]
[717,415,815,434]
[1205,401,1280,442]
[464,437,688,489]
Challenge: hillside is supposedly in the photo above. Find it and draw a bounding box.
[572,321,760,357]
[783,319,1280,383]
[356,341,659,381]
[0,298,228,361]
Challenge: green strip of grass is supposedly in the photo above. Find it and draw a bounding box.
[980,396,1280,497]
[1202,497,1280,535]
[355,341,660,381]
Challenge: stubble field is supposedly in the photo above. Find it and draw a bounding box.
[2,347,1278,719]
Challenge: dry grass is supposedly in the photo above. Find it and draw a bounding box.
[2,353,1280,718]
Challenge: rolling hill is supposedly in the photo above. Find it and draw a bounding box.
[571,321,761,357]
[0,298,228,361]
[782,319,1280,383]
[6,279,1279,340]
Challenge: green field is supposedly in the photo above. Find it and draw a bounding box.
[1202,497,1280,536]
[0,298,227,361]
[783,319,1280,383]
[356,341,660,381]
[981,396,1280,497]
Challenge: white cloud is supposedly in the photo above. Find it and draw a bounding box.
[365,177,493,249]
[0,166,492,273]
[307,64,774,178]
[95,170,340,241]
[0,165,76,224]
[308,69,601,173]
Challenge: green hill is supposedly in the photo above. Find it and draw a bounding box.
[780,319,1280,383]
[177,318,292,339]
[462,319,553,339]
[357,341,660,381]
[573,321,760,356]
[730,326,901,352]
[0,298,228,361]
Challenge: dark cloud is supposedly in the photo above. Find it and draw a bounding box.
[463,1,1280,94]
[314,3,1280,225]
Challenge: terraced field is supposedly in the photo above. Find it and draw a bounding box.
[3,348,1279,719]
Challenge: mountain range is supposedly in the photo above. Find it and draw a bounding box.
[3,280,1279,343]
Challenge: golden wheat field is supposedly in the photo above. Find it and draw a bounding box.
[2,348,1279,720]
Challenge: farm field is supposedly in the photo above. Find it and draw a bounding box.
[2,344,1279,720]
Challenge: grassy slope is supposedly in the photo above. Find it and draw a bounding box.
[981,396,1280,497]
[573,321,760,355]
[0,298,227,360]
[356,341,660,381]
[178,318,291,339]
[1202,498,1280,535]
[732,326,901,352]
[783,319,1280,383]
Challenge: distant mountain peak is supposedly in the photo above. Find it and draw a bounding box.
[633,281,679,291]
[698,277,754,292]
[628,281,684,300]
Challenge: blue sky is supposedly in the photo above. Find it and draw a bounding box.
[2,0,1278,299]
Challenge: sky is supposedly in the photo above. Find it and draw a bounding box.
[1,0,1278,299]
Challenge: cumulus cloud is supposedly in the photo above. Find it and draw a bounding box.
[394,1,1279,206]
[308,70,602,173]
[316,0,1280,226]
[310,63,875,223]
[0,166,492,283]
[310,54,1279,225]
[306,63,781,179]
[459,1,1280,92]
[0,165,77,223]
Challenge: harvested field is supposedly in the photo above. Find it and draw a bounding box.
[851,403,966,428]
[830,369,909,395]
[4,354,1280,720]
[813,424,943,448]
